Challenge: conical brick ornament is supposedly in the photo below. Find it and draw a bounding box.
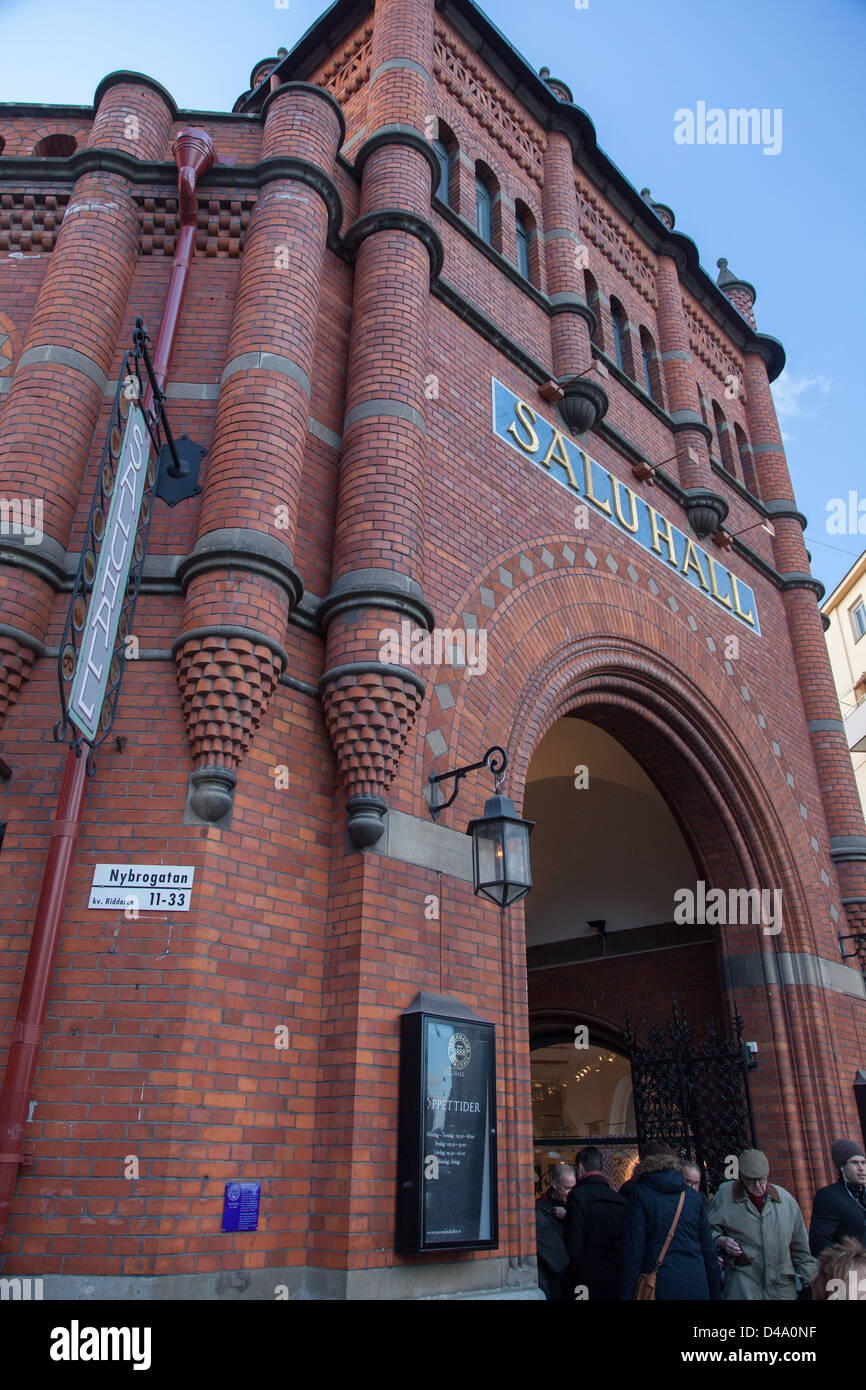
[174,629,286,821]
[320,666,425,846]
[0,634,37,725]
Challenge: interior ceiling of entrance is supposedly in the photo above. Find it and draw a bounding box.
[531,1043,634,1142]
[524,718,698,946]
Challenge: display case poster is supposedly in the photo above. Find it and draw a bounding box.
[396,1010,498,1253]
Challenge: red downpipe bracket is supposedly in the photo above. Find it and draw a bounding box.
[0,128,215,1249]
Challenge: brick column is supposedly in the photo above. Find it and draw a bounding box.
[654,253,728,536]
[743,350,866,934]
[319,0,439,850]
[174,82,344,822]
[541,127,607,435]
[0,74,174,728]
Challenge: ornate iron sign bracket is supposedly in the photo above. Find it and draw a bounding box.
[55,319,207,769]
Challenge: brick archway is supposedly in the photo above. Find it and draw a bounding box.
[529,1007,629,1054]
[512,647,844,1199]
[410,553,851,1199]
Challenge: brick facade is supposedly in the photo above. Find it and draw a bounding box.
[1,0,865,1300]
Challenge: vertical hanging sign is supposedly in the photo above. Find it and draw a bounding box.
[396,1003,498,1253]
[56,321,204,756]
[67,402,150,740]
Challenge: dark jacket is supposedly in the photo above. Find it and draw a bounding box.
[619,1155,722,1301]
[535,1192,570,1300]
[564,1173,627,1300]
[809,1179,866,1256]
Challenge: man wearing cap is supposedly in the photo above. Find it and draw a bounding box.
[809,1139,866,1256]
[708,1149,817,1300]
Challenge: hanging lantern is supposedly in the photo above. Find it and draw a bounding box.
[466,792,534,907]
[429,745,534,907]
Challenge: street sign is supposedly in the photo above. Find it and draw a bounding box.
[88,863,195,912]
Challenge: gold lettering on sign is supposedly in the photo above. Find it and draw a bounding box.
[540,429,580,489]
[730,574,756,627]
[610,475,640,533]
[706,554,734,610]
[648,507,678,566]
[579,448,612,516]
[680,537,710,592]
[506,399,540,454]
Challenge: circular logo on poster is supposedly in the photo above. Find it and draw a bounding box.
[227,1184,241,1203]
[448,1032,471,1070]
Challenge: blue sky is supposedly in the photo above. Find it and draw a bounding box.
[2,0,864,594]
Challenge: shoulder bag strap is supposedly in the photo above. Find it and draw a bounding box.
[653,1191,686,1273]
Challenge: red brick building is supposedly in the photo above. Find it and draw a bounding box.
[1,0,865,1300]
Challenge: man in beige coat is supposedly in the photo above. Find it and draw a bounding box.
[708,1149,817,1300]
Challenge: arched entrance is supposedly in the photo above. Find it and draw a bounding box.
[525,712,727,1190]
[409,509,864,1286]
[428,567,851,1211]
[516,665,827,1199]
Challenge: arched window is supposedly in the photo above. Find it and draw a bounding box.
[712,401,736,474]
[431,120,457,210]
[475,176,492,243]
[433,140,451,203]
[584,271,604,352]
[474,162,500,250]
[698,389,710,427]
[735,423,760,498]
[610,298,629,375]
[34,133,77,157]
[516,213,530,278]
[639,326,663,406]
[514,200,538,285]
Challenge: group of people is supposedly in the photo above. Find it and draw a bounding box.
[536,1137,866,1300]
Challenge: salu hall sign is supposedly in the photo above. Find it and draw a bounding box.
[491,378,761,634]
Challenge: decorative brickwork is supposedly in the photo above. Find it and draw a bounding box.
[0,192,69,254]
[0,633,36,725]
[321,669,424,798]
[319,24,374,102]
[685,299,744,389]
[0,310,20,374]
[434,19,545,184]
[137,195,254,257]
[576,177,657,305]
[175,632,284,768]
[0,192,254,258]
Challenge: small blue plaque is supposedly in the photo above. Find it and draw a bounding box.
[222,1180,261,1233]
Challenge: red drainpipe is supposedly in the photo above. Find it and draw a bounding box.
[0,128,215,1248]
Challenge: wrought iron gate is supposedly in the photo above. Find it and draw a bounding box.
[624,994,755,1190]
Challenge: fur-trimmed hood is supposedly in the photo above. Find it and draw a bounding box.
[635,1152,684,1179]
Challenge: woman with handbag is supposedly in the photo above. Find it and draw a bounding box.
[619,1147,722,1300]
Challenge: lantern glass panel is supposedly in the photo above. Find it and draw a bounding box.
[504,826,532,887]
[473,821,506,893]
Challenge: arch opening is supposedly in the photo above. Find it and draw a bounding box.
[520,689,812,1192]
